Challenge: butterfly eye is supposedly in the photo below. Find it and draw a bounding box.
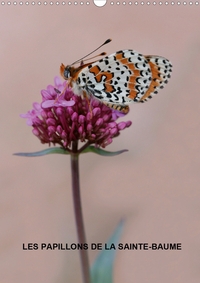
[63,67,71,79]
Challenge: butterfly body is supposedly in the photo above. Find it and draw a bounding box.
[60,49,172,112]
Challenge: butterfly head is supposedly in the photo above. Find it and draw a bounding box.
[60,63,72,80]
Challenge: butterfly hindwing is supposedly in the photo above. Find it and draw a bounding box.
[139,55,173,102]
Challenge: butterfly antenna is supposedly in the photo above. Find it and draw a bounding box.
[81,52,107,63]
[71,39,112,66]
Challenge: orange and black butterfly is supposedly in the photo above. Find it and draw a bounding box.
[57,39,172,113]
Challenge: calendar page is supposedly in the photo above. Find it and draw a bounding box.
[1,2,199,283]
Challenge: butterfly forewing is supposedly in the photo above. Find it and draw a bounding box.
[77,50,154,105]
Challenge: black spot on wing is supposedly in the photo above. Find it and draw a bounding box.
[113,94,119,101]
[105,92,112,98]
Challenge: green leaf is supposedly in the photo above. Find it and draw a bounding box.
[82,146,128,156]
[13,147,70,157]
[14,146,128,157]
[90,220,124,283]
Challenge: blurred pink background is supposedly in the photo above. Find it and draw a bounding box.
[1,3,200,283]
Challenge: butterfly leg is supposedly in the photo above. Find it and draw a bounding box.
[83,90,93,119]
[54,81,69,104]
[103,102,129,113]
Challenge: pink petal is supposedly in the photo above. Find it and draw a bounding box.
[42,100,54,108]
[41,89,53,100]
[26,118,33,126]
[54,76,62,87]
[58,100,75,107]
[19,113,28,118]
[33,102,42,111]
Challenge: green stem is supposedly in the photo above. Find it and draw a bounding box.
[71,141,91,283]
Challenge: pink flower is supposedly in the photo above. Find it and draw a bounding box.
[20,102,42,126]
[41,77,75,108]
[20,77,132,149]
[112,108,129,121]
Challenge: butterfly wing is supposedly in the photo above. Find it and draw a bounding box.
[77,50,172,105]
[140,55,173,102]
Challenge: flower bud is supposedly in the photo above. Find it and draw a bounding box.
[47,111,54,118]
[46,118,56,126]
[71,112,78,122]
[32,128,40,136]
[78,126,83,135]
[118,122,126,130]
[41,111,48,119]
[86,112,92,121]
[48,126,56,134]
[95,118,104,127]
[108,122,117,128]
[105,138,113,146]
[78,115,85,124]
[56,125,62,134]
[110,128,118,135]
[67,107,74,116]
[92,107,101,117]
[92,99,100,107]
[61,131,67,139]
[87,124,92,131]
[56,107,64,116]
[126,121,132,127]
[103,114,111,122]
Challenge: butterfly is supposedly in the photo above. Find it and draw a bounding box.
[58,39,172,113]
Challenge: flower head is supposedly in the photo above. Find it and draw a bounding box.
[20,76,132,150]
